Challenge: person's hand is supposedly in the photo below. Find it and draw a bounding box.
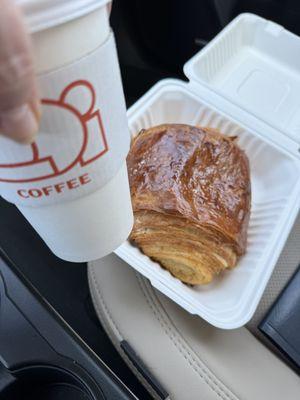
[0,0,40,144]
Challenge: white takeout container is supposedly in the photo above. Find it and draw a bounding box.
[115,13,300,329]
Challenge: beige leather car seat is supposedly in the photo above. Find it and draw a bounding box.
[88,214,300,400]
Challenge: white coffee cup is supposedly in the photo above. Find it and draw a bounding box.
[0,0,134,262]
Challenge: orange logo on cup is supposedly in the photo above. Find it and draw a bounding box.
[0,80,108,183]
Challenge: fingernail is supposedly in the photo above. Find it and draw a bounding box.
[0,103,39,144]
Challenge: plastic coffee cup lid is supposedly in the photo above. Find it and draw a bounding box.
[15,0,110,33]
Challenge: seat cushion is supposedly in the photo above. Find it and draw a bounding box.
[88,250,300,400]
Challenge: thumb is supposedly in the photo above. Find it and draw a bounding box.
[0,0,40,144]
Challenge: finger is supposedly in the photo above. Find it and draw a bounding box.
[0,0,40,144]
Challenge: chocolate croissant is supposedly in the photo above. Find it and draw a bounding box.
[127,124,251,285]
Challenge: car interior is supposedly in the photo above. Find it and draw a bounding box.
[0,1,300,399]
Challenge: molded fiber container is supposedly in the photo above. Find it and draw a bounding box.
[115,14,300,329]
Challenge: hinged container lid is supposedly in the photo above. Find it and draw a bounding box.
[184,13,300,149]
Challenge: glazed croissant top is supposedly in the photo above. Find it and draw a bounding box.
[127,124,251,284]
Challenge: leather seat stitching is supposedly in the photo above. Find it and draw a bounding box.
[89,263,123,338]
[136,273,239,400]
[88,264,161,399]
[89,262,238,400]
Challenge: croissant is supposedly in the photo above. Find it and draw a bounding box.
[127,124,251,285]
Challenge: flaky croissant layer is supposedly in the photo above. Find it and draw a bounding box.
[127,124,251,285]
